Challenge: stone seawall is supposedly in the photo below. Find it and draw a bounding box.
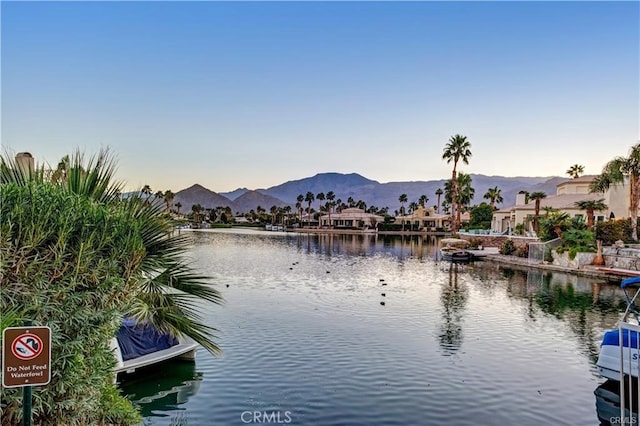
[458,234,539,249]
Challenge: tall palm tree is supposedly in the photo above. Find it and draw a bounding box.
[316,192,325,228]
[305,191,315,227]
[442,134,472,232]
[163,190,175,212]
[574,198,608,230]
[347,196,355,208]
[296,194,304,225]
[591,143,640,240]
[529,191,547,234]
[174,201,182,215]
[399,193,408,231]
[326,191,335,228]
[435,188,443,214]
[567,164,585,179]
[483,186,503,209]
[419,194,428,209]
[456,173,475,226]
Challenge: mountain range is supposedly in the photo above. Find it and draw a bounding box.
[172,172,565,215]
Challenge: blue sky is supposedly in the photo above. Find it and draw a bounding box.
[2,1,638,193]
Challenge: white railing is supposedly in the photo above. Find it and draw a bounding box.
[619,321,640,423]
[527,238,561,264]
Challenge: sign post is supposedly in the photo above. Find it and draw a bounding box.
[2,325,51,426]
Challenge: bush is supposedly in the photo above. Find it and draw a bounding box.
[500,239,516,255]
[515,245,529,258]
[595,218,635,244]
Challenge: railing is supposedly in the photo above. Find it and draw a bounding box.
[619,321,640,424]
[527,238,561,264]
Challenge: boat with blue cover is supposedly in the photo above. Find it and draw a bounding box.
[110,318,198,379]
[597,277,640,381]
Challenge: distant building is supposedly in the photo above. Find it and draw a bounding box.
[491,175,631,234]
[319,208,383,229]
[393,206,454,231]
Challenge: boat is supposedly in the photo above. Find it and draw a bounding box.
[594,379,639,424]
[597,277,640,381]
[439,238,473,262]
[110,318,198,379]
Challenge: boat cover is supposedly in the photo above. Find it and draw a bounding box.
[601,328,640,348]
[116,318,179,361]
[622,277,640,288]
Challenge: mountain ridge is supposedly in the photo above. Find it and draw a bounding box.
[179,172,565,214]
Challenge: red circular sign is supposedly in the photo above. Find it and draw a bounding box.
[11,333,44,361]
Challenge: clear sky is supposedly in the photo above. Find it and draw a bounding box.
[2,1,638,193]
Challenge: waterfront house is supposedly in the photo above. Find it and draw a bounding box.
[393,206,453,231]
[319,208,383,229]
[492,175,631,234]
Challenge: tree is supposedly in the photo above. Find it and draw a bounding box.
[163,189,175,212]
[305,191,315,227]
[435,188,443,214]
[483,186,503,209]
[419,194,428,208]
[316,192,325,228]
[574,198,608,230]
[296,194,304,225]
[398,193,408,231]
[590,144,640,240]
[442,134,472,232]
[529,191,547,234]
[469,203,494,229]
[141,184,152,198]
[174,201,182,215]
[567,164,585,179]
[455,172,475,225]
[0,150,222,425]
[326,191,335,228]
[191,203,203,225]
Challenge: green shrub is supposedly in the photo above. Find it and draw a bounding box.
[500,239,516,255]
[595,218,635,244]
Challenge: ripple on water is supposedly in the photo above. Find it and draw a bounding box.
[126,230,615,425]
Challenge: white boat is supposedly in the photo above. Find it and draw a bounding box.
[110,319,197,378]
[439,238,473,262]
[597,277,640,381]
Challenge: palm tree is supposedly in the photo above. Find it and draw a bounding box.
[435,188,443,214]
[174,201,182,215]
[296,194,304,225]
[399,193,408,231]
[419,195,428,209]
[483,186,503,209]
[574,198,608,230]
[347,196,355,208]
[567,164,585,179]
[456,173,475,226]
[141,184,152,198]
[326,191,335,228]
[529,191,547,234]
[163,190,175,212]
[591,143,640,240]
[305,191,315,227]
[409,201,418,213]
[191,203,203,226]
[442,134,472,232]
[316,192,325,228]
[0,150,223,418]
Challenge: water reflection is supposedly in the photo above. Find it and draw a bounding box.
[594,380,639,425]
[119,360,202,419]
[438,263,468,355]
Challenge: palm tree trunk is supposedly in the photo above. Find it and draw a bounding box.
[451,168,458,232]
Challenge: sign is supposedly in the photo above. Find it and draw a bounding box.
[2,326,51,388]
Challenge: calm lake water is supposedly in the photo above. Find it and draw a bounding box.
[119,228,630,426]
